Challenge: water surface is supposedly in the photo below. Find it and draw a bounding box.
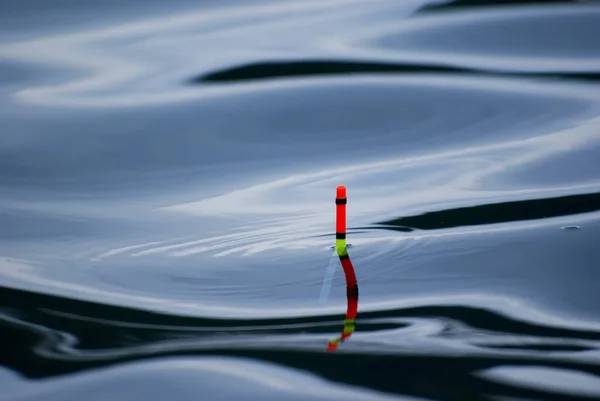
[2,1,600,400]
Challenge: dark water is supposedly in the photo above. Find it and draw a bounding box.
[2,0,600,400]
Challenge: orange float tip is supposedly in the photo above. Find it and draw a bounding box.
[336,185,346,199]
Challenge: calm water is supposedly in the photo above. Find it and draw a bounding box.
[2,0,600,400]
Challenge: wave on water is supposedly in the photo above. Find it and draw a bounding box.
[3,284,600,400]
[2,0,600,400]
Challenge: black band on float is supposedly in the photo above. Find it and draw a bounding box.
[347,285,359,298]
[335,198,347,205]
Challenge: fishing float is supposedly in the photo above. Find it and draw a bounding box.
[326,185,359,352]
[335,185,347,254]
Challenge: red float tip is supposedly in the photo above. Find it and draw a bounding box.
[336,185,346,199]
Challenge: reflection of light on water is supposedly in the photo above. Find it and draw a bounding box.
[0,0,410,108]
[164,116,600,217]
[1,355,424,401]
[91,241,165,261]
[325,3,600,72]
[478,366,600,398]
[2,117,598,326]
[3,256,600,336]
[1,1,599,108]
[110,116,599,258]
[1,0,599,345]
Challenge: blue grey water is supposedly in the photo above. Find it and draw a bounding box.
[1,1,600,400]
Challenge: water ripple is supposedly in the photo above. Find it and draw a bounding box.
[3,286,600,399]
[2,1,600,400]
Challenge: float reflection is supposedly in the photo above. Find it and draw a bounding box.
[326,247,358,352]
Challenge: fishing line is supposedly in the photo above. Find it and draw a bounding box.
[318,249,338,306]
